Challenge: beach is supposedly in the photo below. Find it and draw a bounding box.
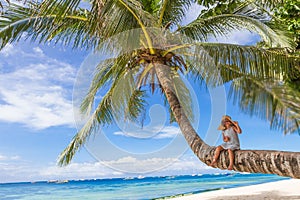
[173,179,300,200]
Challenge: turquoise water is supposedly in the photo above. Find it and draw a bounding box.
[0,173,288,200]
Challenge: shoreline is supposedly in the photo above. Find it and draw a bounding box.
[1,173,296,199]
[168,179,300,200]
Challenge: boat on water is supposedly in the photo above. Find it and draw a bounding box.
[47,180,69,184]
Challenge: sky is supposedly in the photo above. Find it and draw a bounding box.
[0,4,300,183]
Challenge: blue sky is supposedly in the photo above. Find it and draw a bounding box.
[0,5,300,183]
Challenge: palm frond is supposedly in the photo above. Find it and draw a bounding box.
[232,1,270,21]
[158,0,194,27]
[89,0,155,41]
[81,54,149,123]
[0,0,156,50]
[125,89,147,123]
[182,40,300,134]
[59,55,149,165]
[58,91,114,166]
[198,0,284,11]
[80,54,132,114]
[172,72,195,123]
[136,63,153,88]
[139,0,160,15]
[229,78,300,134]
[186,40,300,134]
[162,93,176,123]
[257,21,297,48]
[0,2,93,49]
[198,0,270,20]
[177,14,293,48]
[39,0,81,18]
[250,0,285,12]
[183,43,299,86]
[110,70,136,120]
[80,59,116,115]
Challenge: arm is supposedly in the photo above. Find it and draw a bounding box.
[232,121,242,134]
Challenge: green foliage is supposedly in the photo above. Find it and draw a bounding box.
[199,0,285,11]
[198,0,240,18]
[158,0,194,27]
[229,78,300,134]
[274,0,300,46]
[271,0,300,92]
[0,2,93,49]
[140,0,160,14]
[285,63,300,92]
[178,14,293,47]
[1,0,300,166]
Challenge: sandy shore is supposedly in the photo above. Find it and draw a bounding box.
[173,179,300,200]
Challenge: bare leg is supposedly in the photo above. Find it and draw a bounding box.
[228,149,234,170]
[210,146,224,166]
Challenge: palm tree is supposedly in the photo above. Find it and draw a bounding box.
[1,0,300,178]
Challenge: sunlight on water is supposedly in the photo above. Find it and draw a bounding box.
[0,173,288,200]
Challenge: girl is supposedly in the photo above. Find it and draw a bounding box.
[210,115,242,170]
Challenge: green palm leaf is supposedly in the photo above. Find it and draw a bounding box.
[0,2,92,49]
[158,0,194,27]
[2,0,300,173]
[198,0,271,20]
[184,43,298,85]
[59,56,148,165]
[81,54,134,114]
[178,14,293,47]
[183,41,300,133]
[0,0,156,49]
[229,78,300,134]
[172,73,195,123]
[39,0,81,18]
[249,0,285,12]
[198,0,284,11]
[58,92,114,166]
[91,0,155,38]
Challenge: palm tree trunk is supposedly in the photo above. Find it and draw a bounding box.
[154,62,300,179]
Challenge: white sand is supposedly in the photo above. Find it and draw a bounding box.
[173,179,300,200]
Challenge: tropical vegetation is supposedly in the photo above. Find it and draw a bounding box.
[1,0,300,178]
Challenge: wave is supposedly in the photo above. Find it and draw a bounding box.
[153,187,224,200]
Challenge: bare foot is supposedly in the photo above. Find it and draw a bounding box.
[227,165,233,170]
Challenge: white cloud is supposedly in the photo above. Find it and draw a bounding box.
[42,155,219,180]
[0,154,20,161]
[0,43,18,57]
[113,126,182,139]
[153,126,181,139]
[209,30,260,45]
[0,44,77,129]
[103,156,179,173]
[33,47,44,56]
[104,155,217,175]
[164,156,212,172]
[0,153,220,183]
[0,155,7,161]
[39,162,123,180]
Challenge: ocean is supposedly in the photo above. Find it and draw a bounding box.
[0,173,288,200]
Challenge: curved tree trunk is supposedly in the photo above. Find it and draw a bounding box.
[154,63,300,179]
